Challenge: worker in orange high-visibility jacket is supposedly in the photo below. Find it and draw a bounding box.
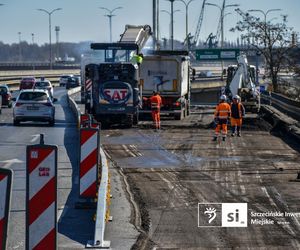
[230,95,245,137]
[213,95,231,141]
[150,91,162,130]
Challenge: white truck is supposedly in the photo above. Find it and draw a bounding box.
[224,53,260,112]
[139,51,191,120]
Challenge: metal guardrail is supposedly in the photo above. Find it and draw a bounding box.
[67,88,111,248]
[261,92,300,121]
[0,70,80,90]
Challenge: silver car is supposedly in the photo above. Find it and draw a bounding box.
[13,89,55,126]
[34,80,54,99]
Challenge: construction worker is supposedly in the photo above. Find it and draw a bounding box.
[230,95,245,137]
[149,91,162,130]
[130,53,144,67]
[213,95,231,141]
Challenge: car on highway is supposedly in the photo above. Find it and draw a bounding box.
[19,77,36,90]
[0,95,2,114]
[13,89,55,126]
[34,80,54,99]
[0,84,13,108]
[74,75,81,86]
[65,76,80,89]
[59,75,73,87]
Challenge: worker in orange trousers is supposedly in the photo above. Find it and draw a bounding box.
[213,95,231,141]
[230,95,245,137]
[149,91,162,130]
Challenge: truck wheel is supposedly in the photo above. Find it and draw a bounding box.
[174,110,184,120]
[133,114,139,125]
[49,119,55,126]
[186,102,190,116]
[13,119,20,126]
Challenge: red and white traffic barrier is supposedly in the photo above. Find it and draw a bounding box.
[0,168,13,250]
[85,79,92,91]
[80,113,91,128]
[79,128,99,199]
[26,138,58,250]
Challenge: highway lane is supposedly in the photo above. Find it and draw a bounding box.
[0,87,94,249]
[101,114,300,249]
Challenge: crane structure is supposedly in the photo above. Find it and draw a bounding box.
[204,33,217,48]
[189,0,206,47]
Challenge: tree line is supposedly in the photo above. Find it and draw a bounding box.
[0,41,92,63]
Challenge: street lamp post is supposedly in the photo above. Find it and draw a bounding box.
[99,7,123,42]
[248,9,281,47]
[248,9,281,81]
[31,33,35,44]
[206,2,239,80]
[206,2,239,48]
[176,0,195,50]
[161,9,180,47]
[37,8,62,69]
[248,9,282,25]
[18,32,22,62]
[165,0,176,50]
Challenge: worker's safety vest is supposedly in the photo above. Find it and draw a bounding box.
[231,102,245,119]
[215,102,231,119]
[150,95,162,110]
[130,55,143,65]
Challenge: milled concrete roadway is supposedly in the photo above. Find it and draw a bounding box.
[101,110,300,249]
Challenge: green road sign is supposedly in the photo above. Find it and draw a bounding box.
[195,49,240,60]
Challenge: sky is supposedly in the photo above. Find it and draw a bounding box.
[0,0,299,45]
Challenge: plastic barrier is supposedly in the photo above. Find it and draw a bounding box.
[0,168,13,250]
[80,114,91,128]
[79,127,100,199]
[26,135,58,250]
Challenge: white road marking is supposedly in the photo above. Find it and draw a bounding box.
[0,158,24,168]
[30,134,41,143]
[58,205,68,223]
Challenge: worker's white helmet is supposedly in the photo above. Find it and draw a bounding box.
[233,95,240,101]
[220,95,227,101]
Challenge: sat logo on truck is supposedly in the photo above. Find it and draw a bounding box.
[100,82,132,104]
[104,89,128,100]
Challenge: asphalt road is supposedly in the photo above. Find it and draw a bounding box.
[0,87,94,249]
[101,112,300,249]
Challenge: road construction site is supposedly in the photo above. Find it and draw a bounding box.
[1,72,300,249]
[101,105,300,249]
[67,80,300,249]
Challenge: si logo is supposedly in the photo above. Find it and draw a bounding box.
[198,203,248,227]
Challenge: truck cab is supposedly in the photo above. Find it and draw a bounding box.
[84,43,141,127]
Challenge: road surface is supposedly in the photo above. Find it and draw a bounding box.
[101,111,300,249]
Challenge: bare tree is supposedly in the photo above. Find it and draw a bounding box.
[232,8,297,92]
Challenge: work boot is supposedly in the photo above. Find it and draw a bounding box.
[237,127,241,137]
[222,137,226,142]
[231,128,236,136]
[212,136,217,141]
